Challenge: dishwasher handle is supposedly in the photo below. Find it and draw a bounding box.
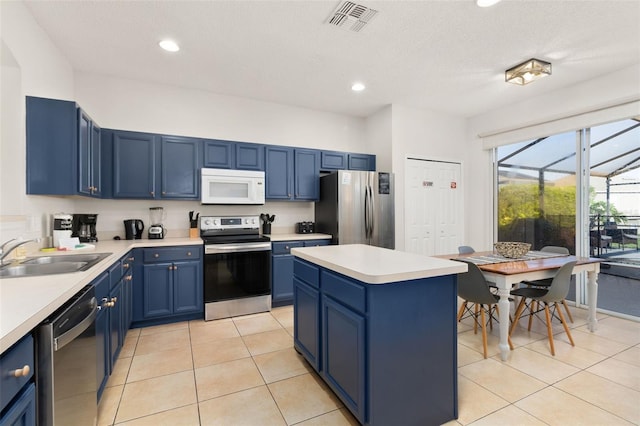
[54,297,98,351]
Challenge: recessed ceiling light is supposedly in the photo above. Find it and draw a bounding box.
[159,39,180,52]
[476,0,502,7]
[351,82,366,92]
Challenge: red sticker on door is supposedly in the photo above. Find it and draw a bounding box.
[450,182,457,189]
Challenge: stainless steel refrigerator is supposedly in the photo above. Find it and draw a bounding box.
[315,170,395,249]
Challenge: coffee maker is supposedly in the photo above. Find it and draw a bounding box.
[72,214,98,243]
[52,213,73,247]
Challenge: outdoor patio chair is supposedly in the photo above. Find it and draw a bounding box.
[622,233,639,251]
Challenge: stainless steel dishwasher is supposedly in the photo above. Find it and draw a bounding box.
[36,284,98,426]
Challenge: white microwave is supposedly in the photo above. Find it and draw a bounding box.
[201,168,265,205]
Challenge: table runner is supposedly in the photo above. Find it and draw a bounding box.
[459,251,568,265]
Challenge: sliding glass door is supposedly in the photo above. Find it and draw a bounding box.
[495,118,640,318]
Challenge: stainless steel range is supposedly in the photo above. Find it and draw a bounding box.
[200,215,271,320]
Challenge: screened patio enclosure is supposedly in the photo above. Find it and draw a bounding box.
[496,118,640,318]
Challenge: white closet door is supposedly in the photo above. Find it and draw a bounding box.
[405,158,462,256]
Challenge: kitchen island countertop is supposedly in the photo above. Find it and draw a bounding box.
[291,243,467,284]
[1,237,202,352]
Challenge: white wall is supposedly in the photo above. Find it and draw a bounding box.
[0,2,76,247]
[365,106,392,171]
[75,72,366,152]
[389,105,468,251]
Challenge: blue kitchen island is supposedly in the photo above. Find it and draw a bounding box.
[291,244,468,426]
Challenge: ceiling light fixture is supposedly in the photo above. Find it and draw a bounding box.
[505,58,552,85]
[351,82,366,92]
[476,0,502,7]
[159,39,180,52]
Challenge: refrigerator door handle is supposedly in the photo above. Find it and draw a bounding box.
[368,183,375,240]
[364,183,370,240]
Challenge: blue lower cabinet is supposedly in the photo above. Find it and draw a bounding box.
[0,383,36,426]
[272,239,330,306]
[293,278,320,371]
[322,296,366,423]
[293,258,457,425]
[143,263,174,318]
[173,261,203,314]
[136,246,203,326]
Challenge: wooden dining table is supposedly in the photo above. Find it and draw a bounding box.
[441,251,602,361]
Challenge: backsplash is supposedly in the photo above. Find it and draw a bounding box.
[72,198,315,241]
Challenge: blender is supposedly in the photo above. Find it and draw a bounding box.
[148,207,166,239]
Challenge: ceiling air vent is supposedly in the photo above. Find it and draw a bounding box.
[327,1,378,32]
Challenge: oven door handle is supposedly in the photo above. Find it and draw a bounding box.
[205,242,271,254]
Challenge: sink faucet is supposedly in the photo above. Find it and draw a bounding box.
[0,238,41,266]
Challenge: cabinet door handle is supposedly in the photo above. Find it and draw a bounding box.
[128,257,135,261]
[123,263,129,268]
[150,191,155,196]
[111,297,117,304]
[125,275,132,281]
[162,191,166,195]
[11,365,30,377]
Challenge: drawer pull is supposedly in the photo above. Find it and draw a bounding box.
[123,263,130,268]
[11,365,30,378]
[285,246,290,250]
[187,252,192,256]
[125,275,133,281]
[154,253,160,258]
[128,257,135,261]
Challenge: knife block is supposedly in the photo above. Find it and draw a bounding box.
[189,228,199,239]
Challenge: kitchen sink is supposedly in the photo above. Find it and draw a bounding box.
[0,252,112,278]
[20,253,111,266]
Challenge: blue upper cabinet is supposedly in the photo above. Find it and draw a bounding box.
[235,142,264,170]
[320,151,347,171]
[265,147,319,201]
[112,130,156,199]
[26,97,79,195]
[294,149,319,200]
[78,108,101,197]
[203,139,234,169]
[348,153,376,171]
[265,146,293,199]
[110,131,201,199]
[160,136,200,199]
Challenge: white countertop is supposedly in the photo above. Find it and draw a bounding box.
[266,233,332,242]
[0,237,202,353]
[291,244,467,284]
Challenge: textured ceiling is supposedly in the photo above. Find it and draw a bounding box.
[22,0,640,118]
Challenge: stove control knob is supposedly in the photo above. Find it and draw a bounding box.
[213,220,218,225]
[204,219,211,226]
[244,219,249,224]
[252,219,256,224]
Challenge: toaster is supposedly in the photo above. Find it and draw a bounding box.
[296,221,315,234]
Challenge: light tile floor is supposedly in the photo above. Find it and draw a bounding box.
[99,304,640,425]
